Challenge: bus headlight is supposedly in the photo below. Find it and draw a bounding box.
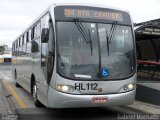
[61,85,69,92]
[56,84,74,93]
[128,84,134,90]
[123,83,136,91]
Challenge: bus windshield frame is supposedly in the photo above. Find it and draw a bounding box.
[55,6,136,81]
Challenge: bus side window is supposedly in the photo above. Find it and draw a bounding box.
[26,30,31,54]
[22,35,26,55]
[17,39,19,56]
[37,22,41,37]
[31,26,37,40]
[31,23,40,53]
[20,37,23,55]
[18,38,21,55]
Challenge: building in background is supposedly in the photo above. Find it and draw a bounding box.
[134,18,160,27]
[0,45,12,64]
[135,18,160,81]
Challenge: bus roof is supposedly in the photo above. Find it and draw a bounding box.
[13,3,130,43]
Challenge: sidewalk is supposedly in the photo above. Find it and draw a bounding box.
[136,83,160,106]
[0,80,12,114]
[126,82,160,114]
[127,101,160,114]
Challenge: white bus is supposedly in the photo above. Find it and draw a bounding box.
[12,4,137,108]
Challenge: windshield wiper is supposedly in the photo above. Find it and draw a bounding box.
[106,30,110,56]
[73,18,93,55]
[106,21,118,56]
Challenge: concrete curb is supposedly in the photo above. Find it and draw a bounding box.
[0,79,17,114]
[124,101,160,114]
[0,80,13,114]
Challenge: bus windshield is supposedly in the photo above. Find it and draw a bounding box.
[57,21,135,80]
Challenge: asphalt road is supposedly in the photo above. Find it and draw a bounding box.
[16,107,138,120]
[0,65,143,120]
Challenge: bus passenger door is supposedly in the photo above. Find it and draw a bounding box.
[39,13,55,106]
[40,41,48,105]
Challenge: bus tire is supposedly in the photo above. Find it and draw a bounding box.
[32,82,41,107]
[15,71,21,88]
[15,82,21,87]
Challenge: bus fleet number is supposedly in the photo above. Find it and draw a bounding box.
[75,83,98,91]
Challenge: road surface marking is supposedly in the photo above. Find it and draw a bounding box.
[3,80,27,108]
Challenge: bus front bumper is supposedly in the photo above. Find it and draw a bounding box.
[47,87,136,108]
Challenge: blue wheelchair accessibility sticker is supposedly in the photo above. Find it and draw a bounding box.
[102,68,109,77]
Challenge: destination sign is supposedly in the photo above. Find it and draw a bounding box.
[137,27,160,36]
[64,9,123,21]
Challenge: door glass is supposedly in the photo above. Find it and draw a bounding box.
[47,21,55,83]
[41,13,54,83]
[41,14,50,80]
[41,43,48,80]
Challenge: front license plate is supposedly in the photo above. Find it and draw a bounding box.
[92,97,108,104]
[75,83,98,91]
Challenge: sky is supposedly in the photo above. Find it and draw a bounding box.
[0,0,160,48]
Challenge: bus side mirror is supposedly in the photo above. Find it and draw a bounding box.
[41,28,49,43]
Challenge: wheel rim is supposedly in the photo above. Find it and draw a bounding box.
[33,85,37,100]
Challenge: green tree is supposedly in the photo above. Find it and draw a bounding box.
[0,45,5,53]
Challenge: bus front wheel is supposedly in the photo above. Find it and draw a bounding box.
[15,71,21,88]
[32,82,41,107]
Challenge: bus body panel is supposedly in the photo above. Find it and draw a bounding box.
[47,85,136,108]
[51,74,137,95]
[14,56,33,92]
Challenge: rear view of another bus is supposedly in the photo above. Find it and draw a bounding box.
[47,4,137,108]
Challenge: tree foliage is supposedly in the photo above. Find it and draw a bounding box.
[0,45,5,53]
